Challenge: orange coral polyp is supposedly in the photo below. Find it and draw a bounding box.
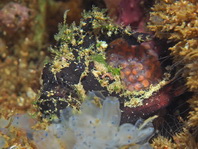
[137,75,144,81]
[132,69,138,75]
[107,38,162,91]
[123,67,131,76]
[142,79,150,88]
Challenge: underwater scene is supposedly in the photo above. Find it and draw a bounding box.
[0,0,197,148]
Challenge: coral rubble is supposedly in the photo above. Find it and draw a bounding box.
[0,0,84,118]
[0,1,45,118]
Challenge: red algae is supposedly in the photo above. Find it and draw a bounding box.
[0,2,31,33]
[116,0,144,28]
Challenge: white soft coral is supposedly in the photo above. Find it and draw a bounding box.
[45,92,154,149]
[0,92,154,149]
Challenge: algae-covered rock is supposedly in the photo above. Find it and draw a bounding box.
[38,7,171,123]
